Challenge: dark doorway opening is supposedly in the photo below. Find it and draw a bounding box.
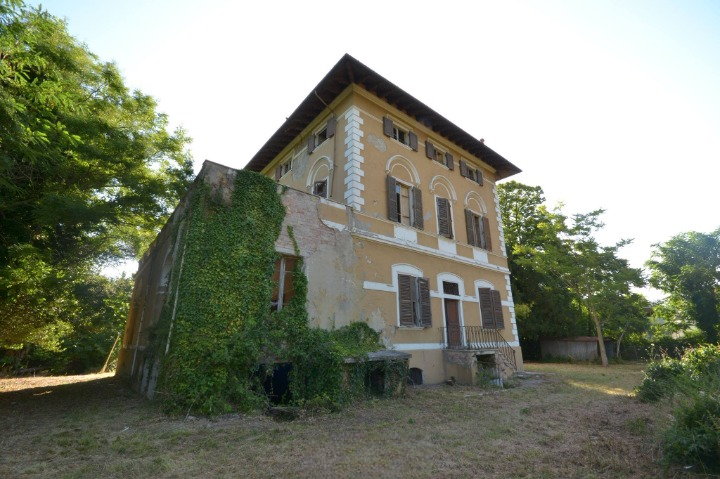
[408,367,423,386]
[260,362,293,405]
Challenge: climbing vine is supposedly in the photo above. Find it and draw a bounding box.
[148,170,404,415]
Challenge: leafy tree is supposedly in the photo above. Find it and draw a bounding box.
[647,229,720,343]
[499,182,647,365]
[0,1,193,352]
[554,211,645,366]
[498,181,584,354]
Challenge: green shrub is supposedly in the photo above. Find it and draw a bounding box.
[681,344,720,379]
[639,344,720,472]
[635,357,684,403]
[663,385,720,472]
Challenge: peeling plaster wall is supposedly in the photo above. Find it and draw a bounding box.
[275,188,365,331]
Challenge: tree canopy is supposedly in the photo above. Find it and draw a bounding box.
[0,1,193,353]
[647,229,720,343]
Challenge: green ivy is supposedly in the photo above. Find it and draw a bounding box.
[146,170,404,415]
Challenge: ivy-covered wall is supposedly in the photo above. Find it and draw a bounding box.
[120,162,404,415]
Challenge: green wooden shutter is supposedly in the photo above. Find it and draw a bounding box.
[412,187,424,230]
[446,153,454,170]
[479,288,495,328]
[465,209,476,246]
[459,160,468,178]
[383,117,394,137]
[398,274,415,326]
[409,132,418,151]
[425,140,435,160]
[307,134,316,153]
[491,289,504,329]
[437,198,448,237]
[418,277,432,327]
[386,175,398,222]
[482,216,492,251]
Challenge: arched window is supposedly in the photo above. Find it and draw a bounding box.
[430,176,457,239]
[386,156,423,229]
[306,156,333,198]
[464,192,492,250]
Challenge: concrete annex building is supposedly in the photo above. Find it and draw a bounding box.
[118,54,524,395]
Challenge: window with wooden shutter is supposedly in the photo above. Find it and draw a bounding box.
[276,159,292,180]
[326,117,336,138]
[386,175,398,222]
[412,187,423,230]
[307,134,316,153]
[476,169,483,186]
[478,287,504,329]
[436,197,453,238]
[418,277,432,327]
[272,256,298,312]
[385,117,416,150]
[479,288,495,328]
[383,117,394,137]
[465,209,490,250]
[445,153,454,170]
[459,160,469,178]
[425,140,435,160]
[398,274,432,327]
[482,216,492,251]
[408,132,418,151]
[491,289,504,329]
[465,209,477,246]
[398,274,415,326]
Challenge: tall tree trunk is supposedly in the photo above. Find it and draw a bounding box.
[591,310,609,367]
[616,331,625,360]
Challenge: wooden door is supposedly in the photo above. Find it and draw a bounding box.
[444,298,461,348]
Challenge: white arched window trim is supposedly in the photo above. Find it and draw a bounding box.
[306,156,334,197]
[386,155,421,187]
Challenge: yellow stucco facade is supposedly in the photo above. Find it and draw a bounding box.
[260,85,523,384]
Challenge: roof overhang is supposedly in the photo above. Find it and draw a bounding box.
[244,54,521,180]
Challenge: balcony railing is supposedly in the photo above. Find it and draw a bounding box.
[440,326,517,372]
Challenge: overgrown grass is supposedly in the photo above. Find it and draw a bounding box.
[0,364,697,478]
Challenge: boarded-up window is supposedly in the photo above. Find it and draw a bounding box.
[478,287,504,329]
[398,274,432,327]
[271,256,298,312]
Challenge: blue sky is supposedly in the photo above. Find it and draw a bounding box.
[28,0,720,298]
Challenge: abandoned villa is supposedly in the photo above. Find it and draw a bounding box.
[117,54,525,400]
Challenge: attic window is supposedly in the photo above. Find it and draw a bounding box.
[459,160,483,186]
[274,157,292,180]
[383,117,418,151]
[425,141,454,170]
[308,117,336,154]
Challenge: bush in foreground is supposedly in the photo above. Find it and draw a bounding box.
[637,344,720,472]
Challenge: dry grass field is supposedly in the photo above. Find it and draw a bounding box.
[0,363,695,478]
